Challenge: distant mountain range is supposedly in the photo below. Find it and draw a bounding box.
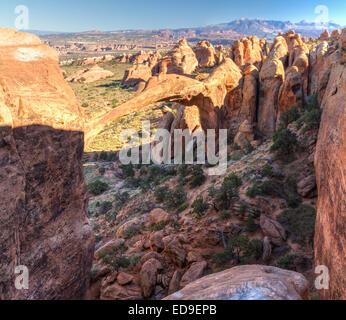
[196,18,343,38]
[27,18,344,39]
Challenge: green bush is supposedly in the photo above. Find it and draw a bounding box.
[244,239,263,261]
[244,142,255,154]
[213,173,242,210]
[154,185,169,203]
[277,204,316,244]
[276,254,298,271]
[150,221,167,232]
[192,197,208,218]
[231,153,242,161]
[99,201,113,215]
[88,180,109,196]
[261,163,273,177]
[99,151,108,161]
[82,102,89,108]
[164,187,187,209]
[232,143,241,151]
[121,164,135,178]
[246,176,301,208]
[99,167,106,175]
[302,108,323,134]
[245,216,259,232]
[123,225,141,238]
[270,129,298,156]
[189,166,206,188]
[279,107,300,128]
[220,211,231,220]
[177,164,191,177]
[93,153,99,161]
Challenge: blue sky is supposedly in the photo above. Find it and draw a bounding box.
[0,0,345,32]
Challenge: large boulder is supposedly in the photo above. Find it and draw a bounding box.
[314,52,346,300]
[260,215,287,246]
[180,261,208,289]
[164,265,309,300]
[0,29,94,300]
[140,258,163,298]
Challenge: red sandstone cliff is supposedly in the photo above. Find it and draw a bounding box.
[0,29,94,300]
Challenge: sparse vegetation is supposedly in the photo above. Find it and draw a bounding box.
[88,180,109,196]
[246,176,301,208]
[270,129,298,157]
[212,235,262,267]
[192,197,208,218]
[189,166,206,188]
[211,173,242,210]
[277,204,316,244]
[279,107,300,128]
[276,254,298,271]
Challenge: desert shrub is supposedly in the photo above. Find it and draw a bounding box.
[261,163,273,177]
[108,152,118,161]
[177,164,191,177]
[123,225,141,238]
[276,254,298,271]
[121,164,135,178]
[220,211,231,220]
[301,108,323,134]
[93,153,99,161]
[246,184,262,198]
[192,197,208,218]
[244,142,255,154]
[189,166,206,188]
[246,176,301,208]
[111,98,118,107]
[105,211,117,224]
[114,192,129,210]
[98,167,106,175]
[232,143,241,151]
[82,102,89,108]
[231,153,242,161]
[244,239,263,261]
[277,204,316,244]
[245,216,259,232]
[212,251,233,267]
[213,235,262,267]
[270,129,298,156]
[306,93,319,112]
[99,201,113,215]
[176,202,189,213]
[279,107,300,128]
[88,180,109,196]
[99,151,108,161]
[150,221,167,232]
[213,173,242,210]
[164,187,187,209]
[154,185,169,203]
[139,167,148,176]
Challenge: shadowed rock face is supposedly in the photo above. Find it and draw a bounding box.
[0,28,94,300]
[314,40,346,300]
[164,265,309,300]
